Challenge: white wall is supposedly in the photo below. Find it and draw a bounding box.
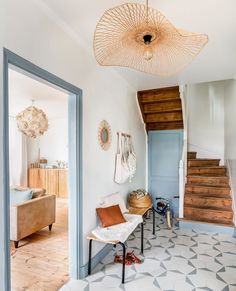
[186,81,225,162]
[9,67,69,167]
[27,117,68,166]
[0,0,146,287]
[224,79,236,223]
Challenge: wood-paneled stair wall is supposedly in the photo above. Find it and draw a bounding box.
[137,86,183,131]
[184,151,234,226]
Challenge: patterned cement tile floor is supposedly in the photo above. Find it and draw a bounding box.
[61,216,236,291]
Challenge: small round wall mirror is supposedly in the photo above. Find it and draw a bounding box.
[98,120,112,150]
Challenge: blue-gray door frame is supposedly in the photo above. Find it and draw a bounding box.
[2,48,83,291]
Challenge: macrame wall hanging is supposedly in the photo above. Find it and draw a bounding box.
[94,1,208,76]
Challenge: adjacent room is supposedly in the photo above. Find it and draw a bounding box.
[9,68,70,290]
[0,1,236,291]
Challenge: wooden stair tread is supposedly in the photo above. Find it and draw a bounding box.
[188,159,221,168]
[188,158,221,161]
[143,99,182,114]
[185,195,232,210]
[187,176,229,187]
[185,193,232,200]
[140,96,180,104]
[185,182,231,197]
[185,193,231,198]
[187,166,227,177]
[146,111,183,123]
[185,206,233,215]
[138,86,179,103]
[187,152,197,159]
[187,175,228,178]
[185,205,233,211]
[137,86,183,132]
[186,183,230,189]
[185,206,233,224]
[187,184,229,188]
[146,121,183,131]
[187,175,228,180]
[186,184,230,189]
[188,166,227,170]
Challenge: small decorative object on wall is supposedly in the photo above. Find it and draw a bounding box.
[98,120,112,150]
[94,0,208,76]
[16,100,49,138]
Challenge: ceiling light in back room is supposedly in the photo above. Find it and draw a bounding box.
[16,100,49,138]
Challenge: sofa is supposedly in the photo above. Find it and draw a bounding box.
[10,191,56,248]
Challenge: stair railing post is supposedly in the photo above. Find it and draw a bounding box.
[179,85,187,219]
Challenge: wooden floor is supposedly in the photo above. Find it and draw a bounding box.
[11,198,69,291]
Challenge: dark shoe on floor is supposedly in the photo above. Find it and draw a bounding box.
[126,251,142,264]
[114,255,133,265]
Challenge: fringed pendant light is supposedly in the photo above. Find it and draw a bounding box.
[94,1,208,76]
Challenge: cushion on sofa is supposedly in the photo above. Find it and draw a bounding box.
[31,188,46,199]
[10,189,33,206]
[100,192,128,213]
[11,187,46,199]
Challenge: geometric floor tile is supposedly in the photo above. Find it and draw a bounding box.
[215,253,236,267]
[214,243,236,255]
[143,246,170,261]
[191,243,221,257]
[167,244,196,259]
[157,271,187,290]
[188,269,227,290]
[170,235,196,247]
[124,276,158,291]
[190,254,223,272]
[191,233,218,245]
[162,256,195,274]
[60,215,236,291]
[217,267,236,285]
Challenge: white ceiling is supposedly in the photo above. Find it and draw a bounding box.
[39,0,236,90]
[9,68,68,118]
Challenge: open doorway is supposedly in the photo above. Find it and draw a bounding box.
[9,68,70,289]
[3,50,83,291]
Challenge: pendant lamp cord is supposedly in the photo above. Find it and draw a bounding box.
[146,0,149,25]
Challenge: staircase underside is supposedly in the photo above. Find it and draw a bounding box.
[138,86,183,131]
[183,151,234,226]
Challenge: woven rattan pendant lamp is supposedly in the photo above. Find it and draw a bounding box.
[94,1,208,76]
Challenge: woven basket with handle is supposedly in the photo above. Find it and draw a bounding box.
[128,194,152,208]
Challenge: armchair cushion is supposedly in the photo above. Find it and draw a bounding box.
[10,189,33,206]
[31,188,46,199]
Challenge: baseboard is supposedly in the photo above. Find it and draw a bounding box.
[178,218,236,236]
[79,244,113,279]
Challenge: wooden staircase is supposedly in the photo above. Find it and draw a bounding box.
[184,151,234,226]
[137,86,183,131]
